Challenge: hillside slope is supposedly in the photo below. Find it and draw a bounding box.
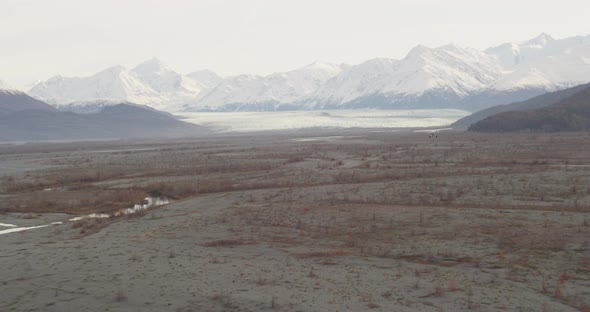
[0,103,208,141]
[469,85,590,132]
[0,89,57,116]
[453,82,590,127]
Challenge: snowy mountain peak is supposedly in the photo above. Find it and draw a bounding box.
[186,70,223,90]
[308,42,503,108]
[187,69,220,78]
[306,60,327,66]
[46,75,65,83]
[27,59,225,112]
[132,58,167,74]
[362,57,400,67]
[192,61,345,111]
[130,59,211,110]
[486,33,590,90]
[301,61,342,72]
[439,43,466,53]
[526,33,554,46]
[28,65,159,108]
[96,65,129,77]
[406,44,433,58]
[291,61,344,79]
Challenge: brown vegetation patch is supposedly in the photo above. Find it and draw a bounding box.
[71,218,110,237]
[202,239,256,247]
[292,250,351,258]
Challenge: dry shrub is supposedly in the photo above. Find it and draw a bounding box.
[577,257,590,272]
[367,302,380,309]
[286,155,305,163]
[144,181,199,199]
[202,239,255,247]
[496,224,569,252]
[434,286,445,297]
[292,250,350,258]
[114,290,127,302]
[71,218,109,236]
[3,180,48,193]
[3,168,129,194]
[320,258,338,265]
[2,187,146,215]
[448,279,458,292]
[143,179,238,199]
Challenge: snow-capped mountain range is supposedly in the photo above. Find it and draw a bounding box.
[305,44,503,110]
[195,62,345,111]
[24,33,590,112]
[27,58,219,112]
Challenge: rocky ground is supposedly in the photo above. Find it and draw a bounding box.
[1,130,589,311]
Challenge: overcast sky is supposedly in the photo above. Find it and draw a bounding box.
[2,0,590,88]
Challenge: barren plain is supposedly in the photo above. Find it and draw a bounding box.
[1,129,589,311]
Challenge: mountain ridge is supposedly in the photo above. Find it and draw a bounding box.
[25,33,590,112]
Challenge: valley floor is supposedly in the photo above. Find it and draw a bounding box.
[0,129,589,311]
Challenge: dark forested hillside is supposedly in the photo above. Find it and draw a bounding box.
[469,86,590,132]
[454,83,590,127]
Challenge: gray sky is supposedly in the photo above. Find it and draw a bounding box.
[2,0,590,88]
